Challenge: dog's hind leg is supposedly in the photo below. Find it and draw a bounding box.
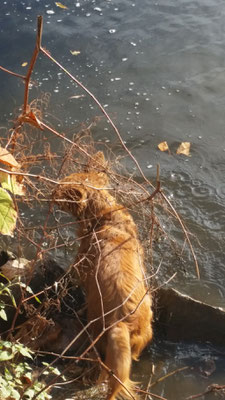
[102,322,137,400]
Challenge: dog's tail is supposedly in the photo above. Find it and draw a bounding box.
[101,321,139,400]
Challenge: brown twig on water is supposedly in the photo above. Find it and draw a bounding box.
[144,364,155,400]
[0,65,25,80]
[138,387,167,400]
[149,366,189,389]
[186,384,225,399]
[23,15,43,114]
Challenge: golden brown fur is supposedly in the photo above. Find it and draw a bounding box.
[54,153,153,399]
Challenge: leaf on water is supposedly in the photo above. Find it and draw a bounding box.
[70,50,81,56]
[0,146,20,169]
[69,94,85,99]
[21,62,28,67]
[158,141,170,152]
[0,172,25,196]
[0,188,17,237]
[176,142,191,156]
[55,2,68,9]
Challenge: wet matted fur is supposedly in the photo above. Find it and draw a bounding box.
[54,152,153,400]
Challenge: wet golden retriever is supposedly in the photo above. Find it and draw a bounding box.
[54,152,153,399]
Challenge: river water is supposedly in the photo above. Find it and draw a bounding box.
[0,1,225,399]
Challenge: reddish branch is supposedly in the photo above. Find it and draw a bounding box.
[23,16,43,113]
[0,65,25,80]
[186,384,225,399]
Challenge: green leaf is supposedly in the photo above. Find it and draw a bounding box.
[0,172,25,196]
[4,367,13,380]
[10,293,17,308]
[0,350,13,361]
[18,347,33,359]
[26,285,34,294]
[1,340,13,349]
[0,308,7,321]
[34,295,42,304]
[2,287,10,296]
[0,272,10,282]
[24,387,36,399]
[0,188,17,236]
[20,283,33,294]
[0,385,12,398]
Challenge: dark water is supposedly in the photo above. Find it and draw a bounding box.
[1,1,225,399]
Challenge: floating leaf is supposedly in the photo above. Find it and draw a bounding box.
[0,172,25,196]
[70,50,81,56]
[158,141,170,152]
[176,142,191,156]
[0,188,17,237]
[21,62,28,67]
[55,2,68,9]
[69,94,85,99]
[0,146,20,169]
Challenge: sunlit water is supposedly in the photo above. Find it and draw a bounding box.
[0,1,225,398]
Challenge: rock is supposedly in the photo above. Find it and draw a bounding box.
[156,287,225,346]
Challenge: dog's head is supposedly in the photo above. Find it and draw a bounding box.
[53,152,110,216]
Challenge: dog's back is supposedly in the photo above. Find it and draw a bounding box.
[54,153,153,399]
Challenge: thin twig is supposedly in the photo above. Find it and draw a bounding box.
[186,384,225,400]
[138,387,168,400]
[149,366,189,388]
[23,15,43,113]
[0,65,25,80]
[144,363,155,400]
[0,166,58,184]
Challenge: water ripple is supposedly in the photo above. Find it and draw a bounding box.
[191,184,214,198]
